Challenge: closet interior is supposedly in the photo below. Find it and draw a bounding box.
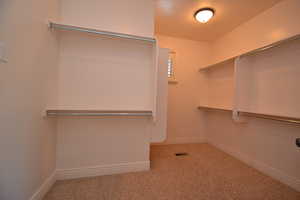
[1,0,300,199]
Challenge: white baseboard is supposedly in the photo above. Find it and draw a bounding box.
[209,141,300,192]
[29,161,150,199]
[29,171,56,200]
[155,137,206,145]
[56,161,150,180]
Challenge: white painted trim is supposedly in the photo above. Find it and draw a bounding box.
[209,141,300,192]
[29,171,56,200]
[56,161,150,180]
[29,161,150,199]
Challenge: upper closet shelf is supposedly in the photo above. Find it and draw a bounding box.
[199,33,300,71]
[199,57,235,71]
[49,22,156,43]
[46,109,153,117]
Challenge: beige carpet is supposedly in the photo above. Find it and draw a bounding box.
[44,144,300,200]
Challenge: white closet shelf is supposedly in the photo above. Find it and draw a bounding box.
[45,109,153,117]
[198,105,232,112]
[199,33,300,71]
[49,21,156,43]
[199,58,235,71]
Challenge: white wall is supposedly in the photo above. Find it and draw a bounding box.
[60,0,154,38]
[212,0,300,63]
[151,48,169,142]
[204,60,235,110]
[55,0,158,178]
[156,35,211,144]
[55,32,155,111]
[56,117,151,170]
[205,0,300,191]
[0,0,59,199]
[235,39,300,118]
[206,112,300,191]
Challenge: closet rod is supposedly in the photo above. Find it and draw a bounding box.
[46,110,153,117]
[238,111,300,125]
[49,22,156,43]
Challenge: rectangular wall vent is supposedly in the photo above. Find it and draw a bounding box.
[175,152,188,156]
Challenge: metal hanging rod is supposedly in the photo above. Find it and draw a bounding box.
[238,111,300,125]
[46,110,153,117]
[199,33,300,71]
[49,22,156,43]
[198,106,300,125]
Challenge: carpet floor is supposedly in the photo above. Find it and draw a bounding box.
[44,143,300,200]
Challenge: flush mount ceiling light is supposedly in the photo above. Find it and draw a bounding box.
[194,8,215,23]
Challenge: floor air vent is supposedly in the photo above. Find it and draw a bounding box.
[175,152,188,156]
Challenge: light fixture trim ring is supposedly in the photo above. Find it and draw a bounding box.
[194,7,215,23]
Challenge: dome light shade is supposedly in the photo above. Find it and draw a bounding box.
[194,8,215,23]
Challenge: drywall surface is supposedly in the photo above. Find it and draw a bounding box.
[212,0,300,63]
[235,39,300,118]
[60,0,154,38]
[206,112,300,191]
[0,0,59,199]
[205,0,300,191]
[55,31,155,111]
[204,60,235,110]
[56,0,156,111]
[56,117,151,170]
[55,0,158,175]
[156,35,211,144]
[151,48,169,142]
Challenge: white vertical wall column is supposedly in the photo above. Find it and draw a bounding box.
[53,0,168,179]
[151,48,169,142]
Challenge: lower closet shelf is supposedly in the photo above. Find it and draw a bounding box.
[45,109,153,117]
[198,105,233,112]
[197,106,300,125]
[238,111,300,125]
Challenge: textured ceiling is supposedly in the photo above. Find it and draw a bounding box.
[155,0,283,41]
